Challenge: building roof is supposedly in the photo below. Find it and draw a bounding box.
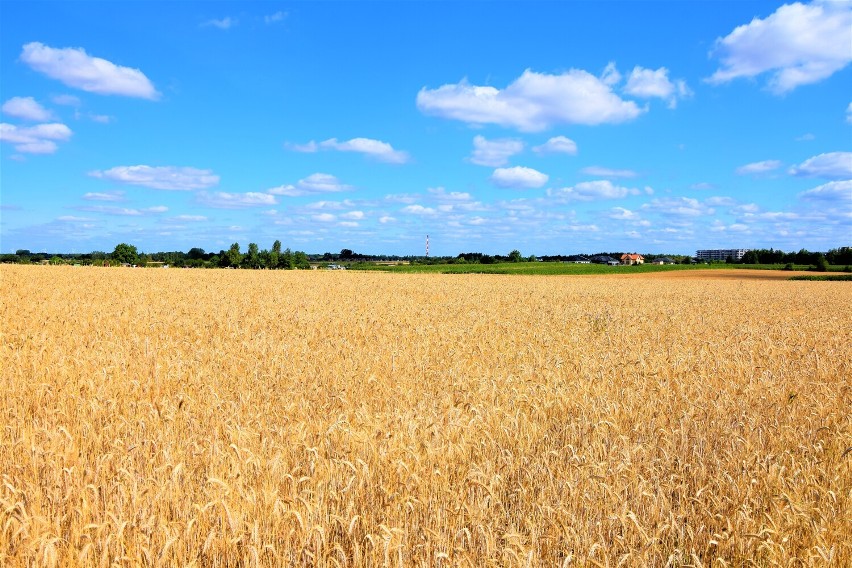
[620,253,644,260]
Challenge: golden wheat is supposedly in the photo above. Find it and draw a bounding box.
[1,265,849,566]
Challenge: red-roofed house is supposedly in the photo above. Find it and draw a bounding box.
[620,253,645,265]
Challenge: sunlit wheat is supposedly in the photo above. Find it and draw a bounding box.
[1,265,849,566]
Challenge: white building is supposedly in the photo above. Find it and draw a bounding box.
[695,249,750,261]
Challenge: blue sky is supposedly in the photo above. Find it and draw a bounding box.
[1,1,850,256]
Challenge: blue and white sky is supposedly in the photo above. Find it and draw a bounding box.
[1,1,850,256]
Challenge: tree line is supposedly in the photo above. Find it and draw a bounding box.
[3,244,850,270]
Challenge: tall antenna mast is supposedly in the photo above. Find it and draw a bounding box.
[425,234,430,258]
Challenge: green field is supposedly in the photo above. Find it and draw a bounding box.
[349,261,827,275]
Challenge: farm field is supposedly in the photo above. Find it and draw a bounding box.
[350,261,844,276]
[1,265,850,566]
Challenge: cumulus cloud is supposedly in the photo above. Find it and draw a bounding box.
[608,207,640,220]
[623,66,691,108]
[2,97,53,121]
[708,1,852,94]
[289,137,409,163]
[427,187,473,201]
[735,159,783,176]
[83,191,125,202]
[532,136,578,155]
[0,122,72,154]
[401,204,438,215]
[798,179,852,203]
[21,42,159,100]
[548,180,640,201]
[788,152,852,179]
[417,68,644,131]
[265,11,286,24]
[77,204,167,216]
[202,17,236,29]
[847,102,852,124]
[580,165,638,178]
[89,165,219,190]
[340,211,365,220]
[469,135,524,166]
[642,197,712,217]
[267,173,352,197]
[197,191,277,209]
[173,214,208,222]
[490,166,549,189]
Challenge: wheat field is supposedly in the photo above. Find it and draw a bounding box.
[1,265,849,566]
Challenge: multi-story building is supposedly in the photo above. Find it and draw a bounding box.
[695,249,750,261]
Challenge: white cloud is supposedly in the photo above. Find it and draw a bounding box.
[549,180,639,201]
[202,17,236,29]
[312,213,336,222]
[401,204,438,215]
[798,180,852,203]
[173,214,208,222]
[608,207,640,220]
[795,133,815,141]
[600,62,622,86]
[580,165,638,178]
[340,211,365,220]
[77,205,167,216]
[705,196,738,207]
[789,152,852,179]
[197,191,277,209]
[847,102,852,124]
[21,42,159,100]
[417,68,644,131]
[469,135,524,166]
[642,197,712,217]
[623,66,691,108]
[735,159,783,176]
[83,191,125,202]
[265,11,286,24]
[708,1,852,94]
[2,97,53,121]
[379,216,396,224]
[428,187,474,201]
[89,165,219,190]
[490,166,549,189]
[532,136,578,155]
[0,122,72,154]
[267,173,352,197]
[57,215,93,222]
[289,137,409,163]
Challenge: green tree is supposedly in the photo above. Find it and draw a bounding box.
[293,251,310,269]
[270,240,282,269]
[813,254,829,272]
[508,249,522,262]
[280,247,294,269]
[226,242,242,267]
[187,247,206,260]
[243,243,260,268]
[112,243,139,265]
[741,250,759,264]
